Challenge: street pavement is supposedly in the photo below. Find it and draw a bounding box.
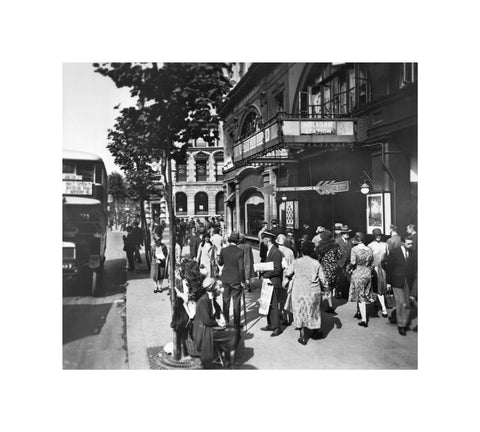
[62,231,128,369]
[127,242,418,370]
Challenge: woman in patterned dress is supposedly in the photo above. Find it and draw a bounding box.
[316,230,342,313]
[348,232,374,327]
[368,228,389,318]
[285,241,327,345]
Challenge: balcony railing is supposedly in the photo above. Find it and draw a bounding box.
[232,113,356,165]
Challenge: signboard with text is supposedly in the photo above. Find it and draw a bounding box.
[63,181,93,195]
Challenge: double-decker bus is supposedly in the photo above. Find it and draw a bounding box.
[63,149,107,296]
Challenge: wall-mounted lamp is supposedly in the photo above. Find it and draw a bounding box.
[281,195,288,202]
[360,182,370,195]
[360,170,373,195]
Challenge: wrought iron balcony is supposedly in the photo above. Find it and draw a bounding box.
[232,113,356,166]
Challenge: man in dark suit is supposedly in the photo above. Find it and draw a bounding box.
[260,231,284,337]
[335,225,353,299]
[386,236,417,336]
[237,234,255,292]
[132,221,144,263]
[218,232,245,333]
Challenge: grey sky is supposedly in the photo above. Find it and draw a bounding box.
[63,63,135,175]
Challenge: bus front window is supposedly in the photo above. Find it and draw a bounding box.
[63,161,75,174]
[76,162,94,182]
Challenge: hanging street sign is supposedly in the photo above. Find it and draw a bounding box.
[315,180,349,195]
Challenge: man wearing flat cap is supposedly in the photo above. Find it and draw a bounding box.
[260,231,284,336]
[218,231,245,334]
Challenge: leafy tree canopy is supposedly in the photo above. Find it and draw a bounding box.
[107,172,127,202]
[107,106,162,202]
[94,62,233,155]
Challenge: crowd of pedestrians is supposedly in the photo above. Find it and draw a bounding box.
[124,215,417,368]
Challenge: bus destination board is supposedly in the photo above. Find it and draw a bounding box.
[63,181,93,195]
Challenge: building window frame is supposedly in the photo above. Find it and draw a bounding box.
[175,192,187,214]
[195,152,209,181]
[194,191,209,215]
[214,152,224,181]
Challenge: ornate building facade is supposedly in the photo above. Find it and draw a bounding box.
[171,137,225,220]
[219,63,417,241]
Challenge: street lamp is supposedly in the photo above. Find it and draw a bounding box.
[360,182,370,195]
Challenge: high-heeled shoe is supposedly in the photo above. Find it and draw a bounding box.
[354,312,361,319]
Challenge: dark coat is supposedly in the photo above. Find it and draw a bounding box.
[188,234,202,260]
[123,232,136,252]
[218,244,245,285]
[335,236,352,268]
[237,241,255,280]
[387,234,402,253]
[262,245,283,288]
[192,293,222,365]
[132,226,144,246]
[411,232,417,252]
[386,246,417,289]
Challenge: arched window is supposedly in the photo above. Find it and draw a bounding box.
[195,191,208,215]
[215,191,224,215]
[214,152,224,181]
[175,192,187,214]
[240,109,261,139]
[195,152,209,181]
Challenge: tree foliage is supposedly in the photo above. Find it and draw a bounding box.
[107,172,126,202]
[107,106,162,202]
[94,62,233,158]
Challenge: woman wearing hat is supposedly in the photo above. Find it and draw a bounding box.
[196,232,215,278]
[348,232,374,327]
[368,228,389,317]
[284,241,327,345]
[151,235,169,293]
[316,229,343,312]
[192,277,238,368]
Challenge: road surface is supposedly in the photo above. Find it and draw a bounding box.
[63,231,129,369]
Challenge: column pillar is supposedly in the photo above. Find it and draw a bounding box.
[234,179,241,233]
[208,187,216,217]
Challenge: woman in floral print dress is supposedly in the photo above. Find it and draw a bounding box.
[348,232,374,327]
[285,241,327,345]
[316,230,342,313]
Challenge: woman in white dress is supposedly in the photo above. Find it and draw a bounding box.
[196,232,215,278]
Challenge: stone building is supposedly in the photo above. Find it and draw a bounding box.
[218,63,417,242]
[171,137,225,220]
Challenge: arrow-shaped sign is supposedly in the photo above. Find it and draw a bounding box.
[315,180,349,196]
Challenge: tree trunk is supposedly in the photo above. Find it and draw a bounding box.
[165,154,179,360]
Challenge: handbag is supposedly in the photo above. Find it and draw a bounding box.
[384,292,395,309]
